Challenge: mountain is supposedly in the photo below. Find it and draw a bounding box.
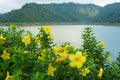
[0,3,101,23]
[0,2,120,23]
[41,3,101,22]
[0,3,66,22]
[95,3,120,23]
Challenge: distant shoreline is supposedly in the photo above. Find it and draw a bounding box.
[0,22,120,26]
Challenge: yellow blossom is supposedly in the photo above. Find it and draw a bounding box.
[34,36,40,42]
[44,26,51,34]
[69,51,86,68]
[52,57,55,61]
[71,45,75,49]
[53,45,62,55]
[38,56,45,61]
[98,68,103,78]
[49,33,54,39]
[1,50,10,60]
[56,52,69,62]
[42,49,46,53]
[5,71,12,80]
[63,44,69,50]
[9,24,16,30]
[80,68,90,76]
[99,41,104,48]
[47,63,56,77]
[0,34,6,44]
[22,35,31,45]
[23,51,29,54]
[106,56,111,62]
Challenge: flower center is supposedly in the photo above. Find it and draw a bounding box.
[75,58,79,61]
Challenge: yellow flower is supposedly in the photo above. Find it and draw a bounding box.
[98,68,103,78]
[56,52,69,62]
[44,26,51,34]
[106,56,111,62]
[9,24,16,30]
[80,68,90,76]
[99,41,104,48]
[53,45,62,55]
[0,34,6,44]
[71,45,75,49]
[22,35,31,45]
[47,63,56,77]
[1,50,10,60]
[38,56,45,61]
[52,57,55,61]
[49,33,54,39]
[34,36,40,42]
[23,51,29,54]
[5,71,12,80]
[69,51,86,68]
[63,44,69,50]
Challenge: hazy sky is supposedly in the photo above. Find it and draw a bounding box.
[0,0,120,13]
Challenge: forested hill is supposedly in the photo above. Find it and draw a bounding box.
[0,2,120,23]
[94,3,120,23]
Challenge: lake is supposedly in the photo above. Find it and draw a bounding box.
[21,25,120,62]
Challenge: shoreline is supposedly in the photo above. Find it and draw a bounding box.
[0,22,120,26]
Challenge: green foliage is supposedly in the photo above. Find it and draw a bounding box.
[37,27,54,49]
[117,52,120,66]
[0,25,120,80]
[82,27,110,68]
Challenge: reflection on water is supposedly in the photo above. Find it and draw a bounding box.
[21,25,120,62]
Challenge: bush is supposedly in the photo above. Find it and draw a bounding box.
[0,24,120,80]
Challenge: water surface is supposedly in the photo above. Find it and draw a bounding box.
[21,25,120,61]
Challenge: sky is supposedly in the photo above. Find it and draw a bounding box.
[0,0,120,13]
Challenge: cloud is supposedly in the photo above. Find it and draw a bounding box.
[0,0,21,13]
[92,0,120,6]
